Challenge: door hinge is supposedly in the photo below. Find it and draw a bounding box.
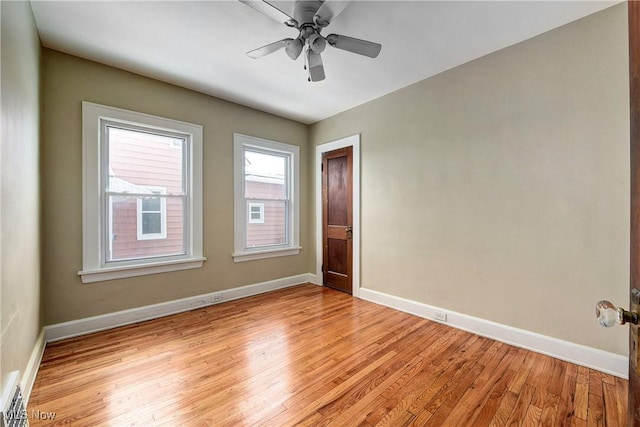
[321,163,324,172]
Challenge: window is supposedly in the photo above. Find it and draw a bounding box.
[248,202,265,224]
[80,102,204,283]
[233,134,300,262]
[136,186,167,240]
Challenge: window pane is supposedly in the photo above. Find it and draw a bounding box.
[108,127,184,195]
[244,150,286,199]
[246,200,287,248]
[109,195,184,261]
[142,197,161,212]
[142,212,162,234]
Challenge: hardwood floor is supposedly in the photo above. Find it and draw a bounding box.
[28,284,627,426]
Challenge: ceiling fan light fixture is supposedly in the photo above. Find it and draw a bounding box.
[285,38,304,60]
[308,33,326,54]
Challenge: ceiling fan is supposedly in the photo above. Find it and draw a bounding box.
[239,0,382,82]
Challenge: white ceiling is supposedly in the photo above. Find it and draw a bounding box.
[30,0,620,124]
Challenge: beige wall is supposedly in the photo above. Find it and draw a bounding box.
[1,1,42,396]
[310,5,630,355]
[41,50,310,325]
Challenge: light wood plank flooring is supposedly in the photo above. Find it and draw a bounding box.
[28,284,627,426]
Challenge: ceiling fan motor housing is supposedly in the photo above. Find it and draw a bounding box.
[293,0,324,26]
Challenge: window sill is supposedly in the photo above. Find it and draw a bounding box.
[232,247,301,263]
[78,257,206,283]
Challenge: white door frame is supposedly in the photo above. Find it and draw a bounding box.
[315,134,361,297]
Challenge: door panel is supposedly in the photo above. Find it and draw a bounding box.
[327,156,349,226]
[322,147,353,294]
[327,239,348,275]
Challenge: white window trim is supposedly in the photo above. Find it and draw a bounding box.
[79,102,205,283]
[136,186,167,240]
[233,133,300,262]
[248,202,265,224]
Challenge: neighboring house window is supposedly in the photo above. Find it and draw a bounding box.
[136,186,167,240]
[233,134,300,262]
[248,202,265,224]
[80,102,204,283]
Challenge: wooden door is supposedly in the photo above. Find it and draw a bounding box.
[322,147,353,294]
[630,2,640,425]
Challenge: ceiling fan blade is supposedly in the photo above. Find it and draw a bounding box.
[326,34,381,58]
[307,50,325,82]
[238,0,298,28]
[247,38,293,59]
[313,0,351,27]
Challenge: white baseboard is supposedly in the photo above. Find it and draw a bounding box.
[21,328,46,404]
[0,329,46,418]
[45,273,318,342]
[359,287,628,379]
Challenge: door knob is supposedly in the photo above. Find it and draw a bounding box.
[598,291,640,376]
[596,300,639,327]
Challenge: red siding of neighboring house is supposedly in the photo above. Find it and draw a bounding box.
[111,197,184,259]
[108,129,184,261]
[245,179,287,248]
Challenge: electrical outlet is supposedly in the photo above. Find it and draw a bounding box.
[212,293,223,303]
[433,311,447,322]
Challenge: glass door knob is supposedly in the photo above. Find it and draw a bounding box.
[596,300,638,327]
[596,300,619,327]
